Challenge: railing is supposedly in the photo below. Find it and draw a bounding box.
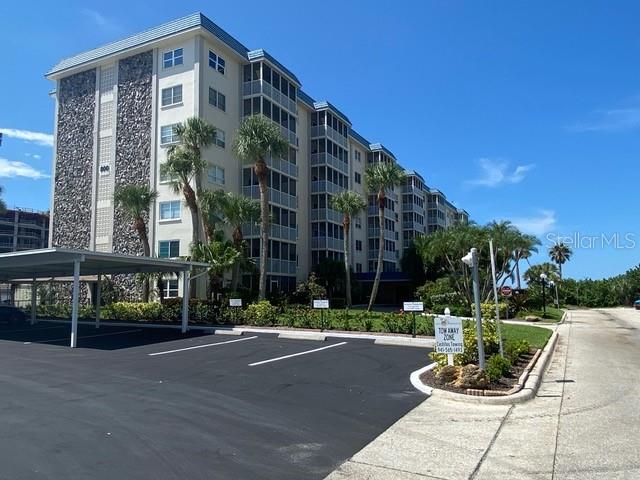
[401,203,425,214]
[311,236,343,251]
[368,249,399,262]
[242,80,298,115]
[242,185,298,209]
[367,228,396,241]
[403,221,426,232]
[247,256,297,275]
[267,156,298,178]
[311,208,343,224]
[367,206,397,221]
[311,181,344,195]
[310,152,349,175]
[310,124,348,148]
[242,223,298,242]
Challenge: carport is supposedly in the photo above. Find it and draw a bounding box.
[0,248,208,347]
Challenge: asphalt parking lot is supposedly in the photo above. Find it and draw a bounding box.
[0,321,431,479]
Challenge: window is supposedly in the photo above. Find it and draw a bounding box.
[159,201,181,220]
[163,48,183,69]
[214,130,226,148]
[161,85,182,107]
[355,172,361,184]
[208,87,226,112]
[356,263,363,273]
[160,124,180,145]
[356,240,362,251]
[158,240,180,258]
[208,50,226,74]
[164,278,179,298]
[208,165,225,185]
[355,216,362,229]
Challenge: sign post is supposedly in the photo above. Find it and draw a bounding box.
[313,299,330,331]
[229,298,243,324]
[434,314,464,366]
[403,301,424,338]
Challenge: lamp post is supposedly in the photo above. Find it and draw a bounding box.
[540,273,547,317]
[549,280,559,308]
[462,247,485,370]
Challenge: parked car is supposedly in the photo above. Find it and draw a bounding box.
[634,299,640,310]
[0,305,27,325]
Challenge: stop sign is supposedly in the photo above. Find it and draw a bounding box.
[500,286,513,297]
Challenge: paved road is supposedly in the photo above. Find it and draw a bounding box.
[327,308,640,479]
[0,322,429,479]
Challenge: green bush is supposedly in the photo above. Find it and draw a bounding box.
[243,300,277,326]
[430,320,501,367]
[381,313,398,333]
[431,303,471,317]
[485,354,511,382]
[505,339,531,363]
[477,302,509,320]
[356,312,374,332]
[416,315,435,336]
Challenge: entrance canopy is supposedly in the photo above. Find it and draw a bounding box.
[0,248,209,347]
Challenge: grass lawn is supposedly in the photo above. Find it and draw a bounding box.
[516,306,565,322]
[502,323,552,349]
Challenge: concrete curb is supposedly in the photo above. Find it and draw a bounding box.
[374,337,435,348]
[416,331,560,404]
[409,362,437,395]
[213,329,244,336]
[278,332,327,341]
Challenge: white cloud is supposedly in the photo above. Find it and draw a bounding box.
[81,9,121,34]
[0,157,49,180]
[466,158,534,188]
[0,128,54,147]
[25,153,42,160]
[569,108,640,132]
[511,210,557,236]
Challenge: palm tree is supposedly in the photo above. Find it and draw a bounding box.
[364,162,406,311]
[161,117,217,245]
[0,186,7,215]
[199,188,227,241]
[330,191,366,308]
[220,192,261,290]
[113,184,158,302]
[233,115,289,300]
[549,242,573,279]
[191,240,241,298]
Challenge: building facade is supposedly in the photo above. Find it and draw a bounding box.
[0,207,49,254]
[46,12,468,296]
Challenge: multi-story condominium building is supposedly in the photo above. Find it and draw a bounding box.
[0,207,49,254]
[46,12,468,296]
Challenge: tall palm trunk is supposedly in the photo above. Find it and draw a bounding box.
[135,217,151,302]
[231,227,243,291]
[558,262,563,280]
[183,183,199,298]
[515,255,522,290]
[342,215,352,308]
[367,194,385,311]
[256,158,269,300]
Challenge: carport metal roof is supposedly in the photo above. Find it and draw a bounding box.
[0,248,209,348]
[0,248,207,281]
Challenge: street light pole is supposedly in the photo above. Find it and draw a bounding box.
[540,273,547,317]
[462,247,485,370]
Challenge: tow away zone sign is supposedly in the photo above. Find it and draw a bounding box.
[434,315,464,354]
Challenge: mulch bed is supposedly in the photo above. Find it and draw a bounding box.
[420,351,535,394]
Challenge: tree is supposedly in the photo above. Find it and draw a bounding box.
[219,192,261,290]
[161,117,217,246]
[0,186,7,215]
[548,242,573,279]
[364,162,406,311]
[523,263,560,285]
[191,240,241,298]
[330,191,366,307]
[113,184,157,302]
[233,115,289,300]
[198,188,227,241]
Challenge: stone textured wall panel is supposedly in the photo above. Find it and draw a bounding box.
[52,69,96,248]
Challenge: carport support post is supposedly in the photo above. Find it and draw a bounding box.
[70,259,81,348]
[95,273,101,329]
[181,270,190,333]
[30,276,37,325]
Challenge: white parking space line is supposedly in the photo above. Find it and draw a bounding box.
[148,336,259,356]
[29,329,143,344]
[248,341,348,367]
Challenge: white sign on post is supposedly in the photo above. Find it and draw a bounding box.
[229,298,243,307]
[313,299,330,309]
[434,315,464,354]
[403,301,424,312]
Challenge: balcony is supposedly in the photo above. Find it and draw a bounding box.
[311,180,345,195]
[401,203,425,214]
[311,208,343,224]
[242,223,298,242]
[367,206,397,221]
[402,221,426,233]
[367,228,396,241]
[267,156,298,178]
[311,236,343,251]
[311,152,349,175]
[368,249,399,262]
[242,185,298,209]
[310,124,348,148]
[242,80,297,115]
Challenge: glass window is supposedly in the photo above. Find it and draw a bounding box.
[208,87,226,112]
[243,98,252,116]
[208,50,226,74]
[208,165,225,185]
[164,278,179,298]
[263,64,272,84]
[243,64,252,82]
[214,130,226,148]
[159,201,181,220]
[263,98,272,118]
[163,48,183,69]
[158,240,180,258]
[161,85,182,107]
[160,124,180,145]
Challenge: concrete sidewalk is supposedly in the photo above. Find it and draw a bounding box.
[326,308,640,479]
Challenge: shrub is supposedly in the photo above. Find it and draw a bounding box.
[505,339,531,363]
[289,273,327,305]
[416,315,435,336]
[429,319,501,367]
[356,312,374,332]
[431,303,471,317]
[477,302,509,320]
[243,301,277,326]
[485,354,511,382]
[381,313,398,333]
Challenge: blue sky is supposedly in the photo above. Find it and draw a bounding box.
[0,1,638,280]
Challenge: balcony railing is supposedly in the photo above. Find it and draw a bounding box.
[242,185,298,209]
[310,124,348,148]
[267,156,298,178]
[311,180,345,195]
[311,208,343,224]
[368,249,399,262]
[367,228,396,241]
[310,152,349,175]
[242,80,297,115]
[402,221,426,232]
[311,236,343,251]
[242,223,298,242]
[367,206,397,221]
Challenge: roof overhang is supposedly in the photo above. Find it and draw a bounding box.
[0,248,208,282]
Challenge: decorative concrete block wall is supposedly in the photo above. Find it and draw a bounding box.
[52,69,96,248]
